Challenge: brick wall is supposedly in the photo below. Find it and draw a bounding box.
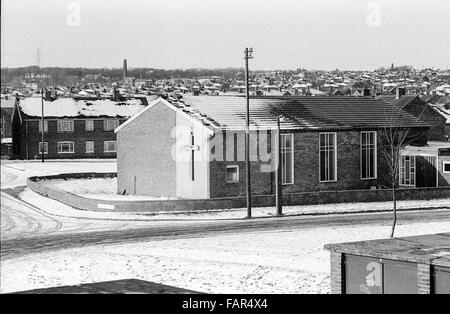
[117,102,177,197]
[330,252,344,294]
[22,118,125,159]
[1,108,13,138]
[209,130,392,198]
[417,263,431,294]
[28,173,450,213]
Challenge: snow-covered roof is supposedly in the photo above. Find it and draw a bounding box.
[430,103,450,124]
[19,97,146,118]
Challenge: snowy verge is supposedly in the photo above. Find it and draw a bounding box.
[18,188,450,221]
[1,160,116,189]
[44,178,177,201]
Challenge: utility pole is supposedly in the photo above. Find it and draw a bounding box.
[41,88,45,162]
[244,48,253,218]
[275,116,283,216]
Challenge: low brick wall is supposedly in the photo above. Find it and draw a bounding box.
[27,173,450,213]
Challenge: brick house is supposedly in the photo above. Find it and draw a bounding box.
[11,97,146,159]
[1,98,15,157]
[393,95,448,141]
[115,96,432,199]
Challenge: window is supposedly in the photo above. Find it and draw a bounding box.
[104,141,117,153]
[57,120,74,132]
[319,132,337,182]
[38,121,48,133]
[38,142,48,154]
[443,162,450,173]
[86,141,94,153]
[281,134,294,184]
[104,120,119,131]
[85,120,94,131]
[361,131,377,179]
[226,165,239,183]
[57,141,74,153]
[399,155,415,186]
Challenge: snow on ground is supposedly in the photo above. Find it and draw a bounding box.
[4,160,449,219]
[45,178,177,201]
[1,220,449,294]
[0,160,116,189]
[19,188,162,221]
[19,186,450,221]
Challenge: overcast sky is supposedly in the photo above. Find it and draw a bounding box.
[1,0,449,70]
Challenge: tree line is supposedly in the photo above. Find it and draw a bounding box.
[1,66,247,85]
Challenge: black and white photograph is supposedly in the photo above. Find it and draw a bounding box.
[1,0,449,299]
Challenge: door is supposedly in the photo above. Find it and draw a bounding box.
[416,156,437,188]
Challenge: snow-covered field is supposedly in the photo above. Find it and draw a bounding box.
[45,177,177,201]
[1,220,450,294]
[1,160,116,189]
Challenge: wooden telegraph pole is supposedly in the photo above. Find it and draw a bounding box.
[244,48,253,218]
[41,88,45,162]
[275,116,283,216]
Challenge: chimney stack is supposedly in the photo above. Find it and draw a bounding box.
[123,59,128,81]
[396,87,406,99]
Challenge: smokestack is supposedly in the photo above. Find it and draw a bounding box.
[123,59,128,81]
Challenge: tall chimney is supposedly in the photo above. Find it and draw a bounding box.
[123,59,128,81]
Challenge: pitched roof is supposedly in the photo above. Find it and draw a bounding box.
[376,95,396,104]
[429,103,450,124]
[392,95,421,109]
[18,97,147,119]
[162,95,429,131]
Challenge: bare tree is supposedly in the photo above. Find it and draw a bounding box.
[379,101,429,238]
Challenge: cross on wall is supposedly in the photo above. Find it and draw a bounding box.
[184,129,200,181]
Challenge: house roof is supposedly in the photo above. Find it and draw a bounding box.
[376,95,396,104]
[18,97,147,119]
[429,103,450,124]
[392,95,422,109]
[125,96,428,132]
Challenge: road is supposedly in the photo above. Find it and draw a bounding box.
[2,161,450,261]
[2,190,450,260]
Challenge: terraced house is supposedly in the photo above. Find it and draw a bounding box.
[115,96,446,199]
[11,97,147,159]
